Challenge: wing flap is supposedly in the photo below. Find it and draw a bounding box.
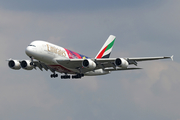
[95,58,116,68]
[104,67,142,71]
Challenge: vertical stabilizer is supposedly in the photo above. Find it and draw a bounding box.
[95,35,116,59]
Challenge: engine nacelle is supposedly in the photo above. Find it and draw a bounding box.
[115,58,129,68]
[8,60,21,70]
[82,59,96,69]
[20,60,34,70]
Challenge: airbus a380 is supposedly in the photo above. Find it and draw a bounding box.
[8,35,173,79]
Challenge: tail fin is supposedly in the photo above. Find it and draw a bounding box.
[95,35,116,59]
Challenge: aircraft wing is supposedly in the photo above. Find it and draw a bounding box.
[94,56,173,67]
[56,58,122,70]
[56,59,85,71]
[128,56,173,61]
[56,55,173,72]
[127,56,173,65]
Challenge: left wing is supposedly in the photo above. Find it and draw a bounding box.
[94,56,173,68]
[127,55,173,66]
[56,55,173,72]
[128,56,173,61]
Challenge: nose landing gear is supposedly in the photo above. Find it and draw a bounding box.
[30,56,34,66]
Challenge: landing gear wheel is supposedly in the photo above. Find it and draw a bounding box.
[72,74,84,79]
[61,75,70,79]
[55,74,58,77]
[50,74,58,78]
[30,62,34,66]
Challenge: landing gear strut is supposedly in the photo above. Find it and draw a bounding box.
[30,56,34,66]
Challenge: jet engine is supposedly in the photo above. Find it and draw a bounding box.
[8,60,21,70]
[115,58,129,68]
[82,59,96,69]
[20,60,34,70]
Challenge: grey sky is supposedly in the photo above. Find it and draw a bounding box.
[0,0,162,12]
[1,0,180,120]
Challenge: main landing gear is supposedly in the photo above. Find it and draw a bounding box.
[50,73,58,78]
[61,74,70,79]
[72,74,84,79]
[61,74,84,79]
[50,73,84,79]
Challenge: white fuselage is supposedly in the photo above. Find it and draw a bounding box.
[26,41,67,63]
[25,40,110,75]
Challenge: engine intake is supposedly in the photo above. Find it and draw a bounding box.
[82,59,96,69]
[115,58,129,68]
[8,60,21,70]
[20,60,34,70]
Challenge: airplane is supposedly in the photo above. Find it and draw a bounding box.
[7,35,173,79]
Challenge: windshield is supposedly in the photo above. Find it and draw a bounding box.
[28,45,36,47]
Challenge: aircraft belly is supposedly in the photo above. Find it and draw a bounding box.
[84,69,110,76]
[48,64,77,74]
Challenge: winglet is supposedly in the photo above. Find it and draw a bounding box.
[171,55,174,61]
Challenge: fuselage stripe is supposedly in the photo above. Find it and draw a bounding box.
[106,39,115,52]
[64,48,89,59]
[96,46,108,59]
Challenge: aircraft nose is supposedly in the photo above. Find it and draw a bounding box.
[25,46,31,56]
[25,46,36,56]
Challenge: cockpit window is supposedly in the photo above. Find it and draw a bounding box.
[28,45,36,47]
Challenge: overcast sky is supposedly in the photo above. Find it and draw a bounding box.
[1,0,180,120]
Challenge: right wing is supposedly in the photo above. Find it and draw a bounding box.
[7,59,56,72]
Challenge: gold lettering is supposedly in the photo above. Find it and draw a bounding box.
[51,46,54,53]
[51,46,55,53]
[57,49,62,55]
[46,44,66,57]
[47,44,50,51]
[62,51,66,57]
[55,48,57,54]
